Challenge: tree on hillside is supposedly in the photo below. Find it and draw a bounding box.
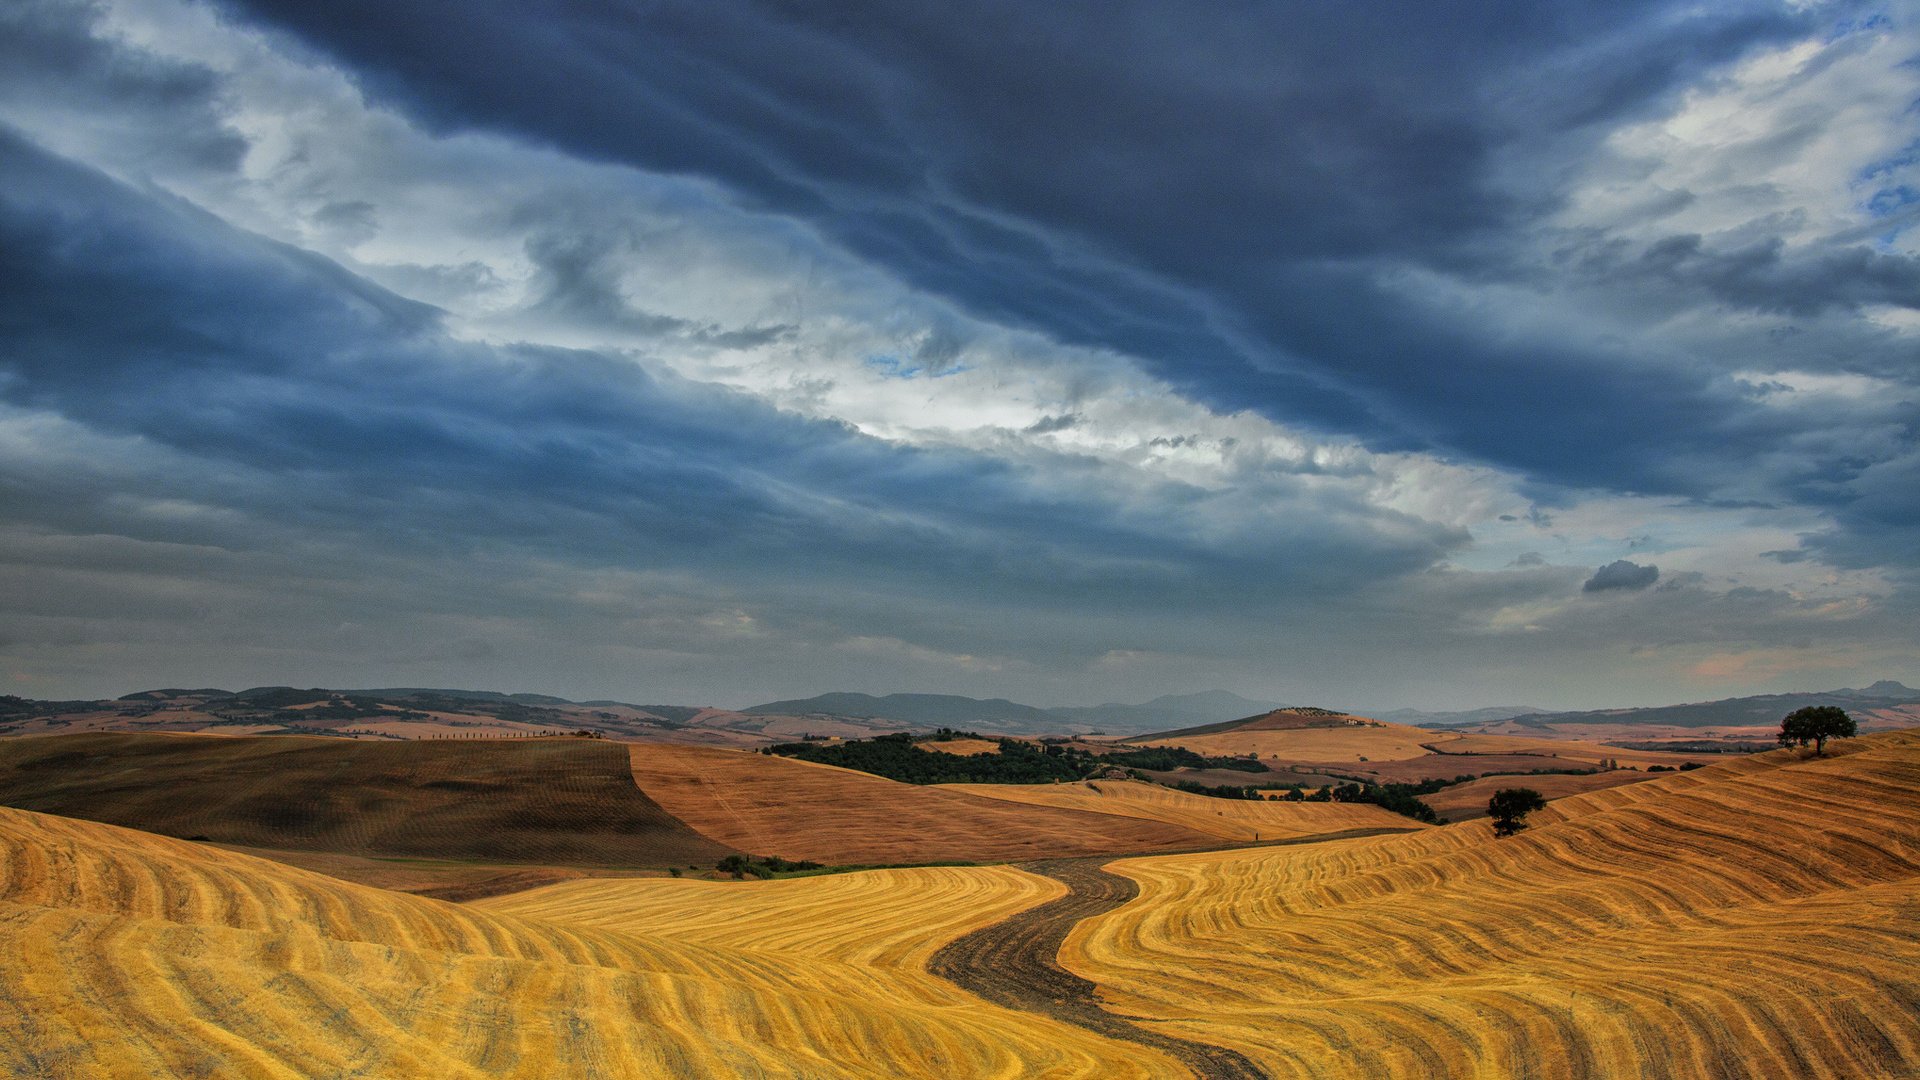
[1488,788,1546,838]
[1778,706,1856,756]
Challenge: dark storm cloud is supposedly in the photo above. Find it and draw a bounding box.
[1584,233,1920,317]
[1023,414,1081,436]
[520,220,696,336]
[0,0,245,174]
[0,130,1452,622]
[1583,560,1660,593]
[196,0,1920,606]
[207,0,1854,465]
[4,0,1916,705]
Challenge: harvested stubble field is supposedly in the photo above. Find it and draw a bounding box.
[1426,731,1708,769]
[1134,765,1337,787]
[1130,716,1439,763]
[1315,751,1614,784]
[1130,710,1712,776]
[944,779,1422,841]
[626,743,1223,864]
[0,733,736,870]
[1060,729,1920,1079]
[915,737,1002,756]
[0,806,1184,1078]
[1417,769,1655,822]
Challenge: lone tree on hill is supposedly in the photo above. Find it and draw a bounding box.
[1778,706,1856,756]
[1488,788,1546,838]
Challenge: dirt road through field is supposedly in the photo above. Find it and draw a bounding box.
[930,827,1415,1079]
[930,856,1263,1079]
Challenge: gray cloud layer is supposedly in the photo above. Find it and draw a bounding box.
[1584,560,1660,593]
[201,0,1920,568]
[0,0,1915,707]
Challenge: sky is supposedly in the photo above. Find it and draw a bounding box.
[0,0,1916,711]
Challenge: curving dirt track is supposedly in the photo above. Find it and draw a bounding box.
[928,827,1409,1080]
[931,857,1267,1080]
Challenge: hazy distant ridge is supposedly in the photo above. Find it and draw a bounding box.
[741,693,1057,728]
[740,689,1287,734]
[1485,681,1920,730]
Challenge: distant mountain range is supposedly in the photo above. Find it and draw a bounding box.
[1367,705,1549,728]
[23,679,1920,742]
[1473,681,1920,731]
[734,682,1920,735]
[1044,691,1288,732]
[741,689,1286,734]
[741,692,1058,728]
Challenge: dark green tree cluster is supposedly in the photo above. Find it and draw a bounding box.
[717,854,824,879]
[1777,706,1855,755]
[1100,746,1265,772]
[1167,780,1270,800]
[1488,788,1547,837]
[765,733,1087,784]
[1268,780,1438,823]
[767,733,1274,785]
[1324,781,1440,824]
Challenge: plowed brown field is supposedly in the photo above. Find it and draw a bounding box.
[627,743,1223,864]
[0,733,735,869]
[1062,728,1920,1078]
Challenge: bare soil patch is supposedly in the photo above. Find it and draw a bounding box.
[0,732,736,868]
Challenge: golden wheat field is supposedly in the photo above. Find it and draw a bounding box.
[1417,769,1654,822]
[1061,729,1920,1079]
[0,804,1186,1079]
[626,742,1220,863]
[916,737,1003,756]
[944,778,1420,841]
[1130,718,1441,763]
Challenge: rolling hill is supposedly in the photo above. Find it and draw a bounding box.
[1455,680,1920,735]
[1044,691,1289,732]
[1126,707,1709,778]
[1,718,1914,1077]
[741,689,1296,735]
[1127,708,1448,763]
[625,743,1230,864]
[1061,729,1920,1078]
[0,805,1181,1078]
[942,779,1422,842]
[740,692,1061,730]
[0,733,1352,882]
[0,733,736,870]
[1416,769,1656,822]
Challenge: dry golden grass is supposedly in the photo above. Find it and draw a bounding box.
[944,779,1421,841]
[915,737,1001,756]
[1417,769,1654,822]
[0,805,1184,1078]
[1130,710,1713,774]
[1061,729,1920,1079]
[204,843,639,901]
[1132,718,1440,763]
[627,743,1222,864]
[1429,732,1707,769]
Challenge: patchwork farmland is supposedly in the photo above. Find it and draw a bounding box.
[0,720,1915,1077]
[1062,731,1920,1078]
